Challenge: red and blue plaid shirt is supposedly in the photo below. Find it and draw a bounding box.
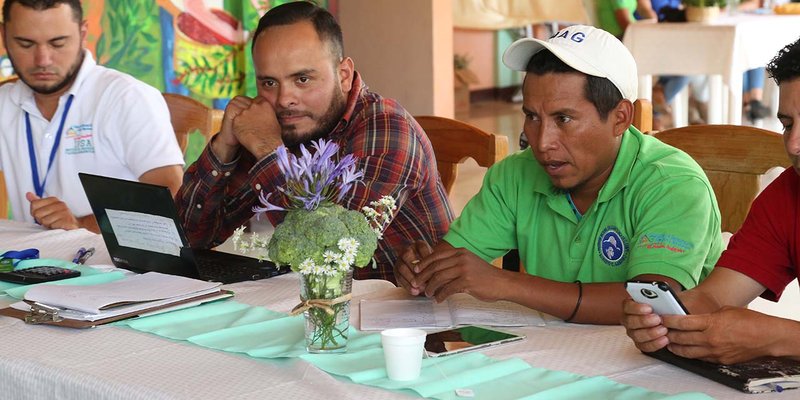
[176,72,454,282]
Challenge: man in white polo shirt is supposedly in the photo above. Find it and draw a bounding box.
[0,0,184,232]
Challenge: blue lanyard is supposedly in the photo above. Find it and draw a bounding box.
[0,248,40,267]
[566,193,582,222]
[25,94,75,198]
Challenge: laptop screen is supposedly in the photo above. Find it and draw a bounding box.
[78,173,202,279]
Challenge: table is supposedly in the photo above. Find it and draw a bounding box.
[452,0,589,29]
[623,13,800,126]
[0,221,790,399]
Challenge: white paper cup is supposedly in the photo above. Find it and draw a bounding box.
[381,328,427,381]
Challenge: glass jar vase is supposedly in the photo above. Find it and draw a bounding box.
[299,267,353,353]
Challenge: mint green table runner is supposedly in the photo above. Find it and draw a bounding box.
[118,300,711,400]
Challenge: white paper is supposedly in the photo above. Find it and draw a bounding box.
[360,294,545,331]
[106,209,183,256]
[359,298,452,330]
[11,290,230,322]
[447,295,546,327]
[23,272,221,315]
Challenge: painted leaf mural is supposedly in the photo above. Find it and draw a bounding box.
[0,0,333,163]
[0,0,333,99]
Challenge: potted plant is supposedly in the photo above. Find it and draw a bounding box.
[682,0,728,22]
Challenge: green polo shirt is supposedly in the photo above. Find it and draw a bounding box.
[444,127,722,290]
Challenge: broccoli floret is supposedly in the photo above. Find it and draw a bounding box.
[268,203,378,270]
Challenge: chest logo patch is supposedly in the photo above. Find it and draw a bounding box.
[64,124,95,155]
[598,226,627,266]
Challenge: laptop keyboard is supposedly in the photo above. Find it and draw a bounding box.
[194,255,284,284]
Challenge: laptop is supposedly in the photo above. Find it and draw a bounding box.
[78,173,289,284]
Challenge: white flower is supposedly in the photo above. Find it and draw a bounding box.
[361,206,378,218]
[323,250,338,263]
[298,258,317,275]
[378,195,396,210]
[337,238,359,253]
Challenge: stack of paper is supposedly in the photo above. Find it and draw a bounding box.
[3,272,231,326]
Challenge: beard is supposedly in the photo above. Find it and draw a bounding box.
[11,49,84,95]
[279,89,347,148]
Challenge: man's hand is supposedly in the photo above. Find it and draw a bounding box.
[395,241,434,296]
[621,298,670,353]
[413,244,507,303]
[212,95,282,162]
[662,306,786,364]
[26,192,80,230]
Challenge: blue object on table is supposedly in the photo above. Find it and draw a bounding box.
[72,247,95,264]
[0,248,40,271]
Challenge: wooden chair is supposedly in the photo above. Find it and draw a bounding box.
[162,93,224,154]
[414,116,509,196]
[652,125,790,233]
[633,98,653,133]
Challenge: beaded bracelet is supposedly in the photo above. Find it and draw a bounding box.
[564,280,583,322]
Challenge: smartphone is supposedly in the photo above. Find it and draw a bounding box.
[625,280,689,315]
[424,326,525,357]
[0,266,81,284]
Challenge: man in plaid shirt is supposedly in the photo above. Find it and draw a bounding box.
[176,2,453,282]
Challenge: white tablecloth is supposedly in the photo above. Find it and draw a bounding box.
[623,13,800,125]
[0,221,791,399]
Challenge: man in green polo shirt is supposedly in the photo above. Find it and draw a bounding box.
[394,25,723,325]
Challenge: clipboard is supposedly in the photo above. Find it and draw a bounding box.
[0,290,233,328]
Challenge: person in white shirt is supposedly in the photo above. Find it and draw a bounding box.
[0,0,184,233]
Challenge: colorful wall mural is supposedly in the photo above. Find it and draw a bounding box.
[0,0,335,108]
[0,0,334,165]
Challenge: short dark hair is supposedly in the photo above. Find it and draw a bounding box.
[251,1,343,61]
[3,0,82,24]
[766,37,800,86]
[525,50,622,121]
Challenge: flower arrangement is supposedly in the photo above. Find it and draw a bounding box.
[232,139,396,352]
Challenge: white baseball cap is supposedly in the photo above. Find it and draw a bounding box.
[502,25,638,101]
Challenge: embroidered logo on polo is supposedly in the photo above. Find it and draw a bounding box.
[597,226,628,266]
[637,233,693,253]
[64,124,95,155]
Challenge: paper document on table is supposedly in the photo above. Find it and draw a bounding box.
[22,272,221,314]
[106,209,182,256]
[360,294,545,331]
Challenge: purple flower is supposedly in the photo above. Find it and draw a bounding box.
[252,191,285,219]
[253,139,365,214]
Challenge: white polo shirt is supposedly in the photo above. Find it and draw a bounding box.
[0,50,184,223]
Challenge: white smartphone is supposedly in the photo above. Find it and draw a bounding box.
[625,281,689,315]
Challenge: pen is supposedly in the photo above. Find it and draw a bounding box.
[72,247,86,263]
[72,247,95,265]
